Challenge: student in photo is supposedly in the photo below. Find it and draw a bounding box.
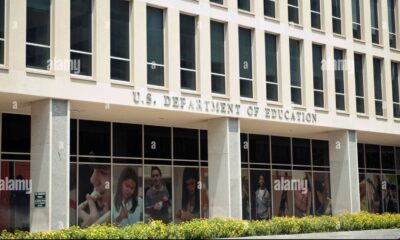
[294,172,312,217]
[145,166,171,224]
[254,174,271,220]
[78,165,111,227]
[112,167,143,226]
[176,168,200,221]
[314,174,331,216]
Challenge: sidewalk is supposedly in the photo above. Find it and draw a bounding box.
[234,228,400,239]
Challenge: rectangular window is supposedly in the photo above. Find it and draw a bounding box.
[110,0,130,81]
[265,33,278,101]
[147,7,164,86]
[288,0,299,24]
[210,21,226,95]
[0,0,5,65]
[334,49,346,111]
[180,14,197,91]
[371,0,380,44]
[388,0,397,48]
[264,0,276,18]
[373,58,384,116]
[290,39,302,105]
[71,0,92,76]
[332,0,342,34]
[310,0,321,29]
[210,0,224,4]
[26,0,51,70]
[354,53,365,113]
[239,27,253,98]
[238,0,251,11]
[312,44,324,108]
[392,62,400,118]
[352,0,362,39]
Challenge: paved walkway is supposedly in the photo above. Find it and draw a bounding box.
[234,228,400,239]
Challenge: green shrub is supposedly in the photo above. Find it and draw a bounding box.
[1,212,399,239]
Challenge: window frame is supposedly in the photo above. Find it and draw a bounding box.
[352,0,363,40]
[289,38,303,106]
[310,0,322,30]
[392,61,400,119]
[334,48,347,112]
[370,0,381,45]
[210,20,227,95]
[288,0,300,24]
[331,0,343,35]
[354,53,366,114]
[238,0,252,13]
[0,0,6,67]
[265,32,279,102]
[373,57,385,117]
[388,0,398,48]
[239,26,254,99]
[264,0,277,19]
[312,43,325,109]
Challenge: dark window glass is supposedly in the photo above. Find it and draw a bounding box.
[70,119,77,155]
[271,136,291,165]
[352,0,362,39]
[249,134,270,164]
[147,7,164,86]
[370,0,380,44]
[79,120,110,156]
[26,0,51,70]
[211,21,225,94]
[241,134,249,163]
[312,140,329,166]
[0,0,4,39]
[313,44,324,108]
[173,128,199,160]
[239,27,253,98]
[373,58,383,116]
[264,0,276,18]
[381,146,395,170]
[292,138,311,166]
[110,0,130,81]
[388,0,397,48]
[71,0,92,76]
[144,125,171,159]
[180,14,197,91]
[391,62,400,118]
[334,49,345,110]
[265,33,278,101]
[396,147,400,171]
[311,0,321,29]
[210,0,224,4]
[1,114,31,153]
[358,143,365,168]
[354,53,365,113]
[238,0,251,11]
[288,0,299,24]
[113,123,142,158]
[365,144,381,169]
[290,39,302,104]
[200,130,208,161]
[332,0,342,34]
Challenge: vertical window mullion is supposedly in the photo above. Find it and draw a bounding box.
[210,21,226,95]
[180,14,197,91]
[147,7,165,86]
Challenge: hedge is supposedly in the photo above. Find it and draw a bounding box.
[1,212,399,239]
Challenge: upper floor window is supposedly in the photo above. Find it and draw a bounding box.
[210,0,224,5]
[147,7,164,86]
[391,62,400,118]
[288,0,300,24]
[26,0,51,70]
[310,0,321,29]
[238,0,251,12]
[332,0,342,34]
[352,0,362,39]
[239,27,253,98]
[70,0,92,76]
[264,0,276,18]
[312,44,324,108]
[265,33,278,101]
[334,49,346,111]
[388,0,397,48]
[0,0,5,65]
[110,0,130,81]
[373,58,384,116]
[210,21,226,95]
[290,39,302,105]
[354,53,365,113]
[180,14,197,91]
[370,0,380,44]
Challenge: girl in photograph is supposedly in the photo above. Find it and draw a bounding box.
[112,167,143,226]
[176,168,200,221]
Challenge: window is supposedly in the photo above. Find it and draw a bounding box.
[354,53,365,113]
[173,128,199,160]
[373,58,384,116]
[249,134,270,164]
[26,0,51,70]
[210,21,226,94]
[392,62,400,118]
[144,125,171,159]
[388,0,397,48]
[334,49,346,111]
[288,0,299,24]
[1,114,31,153]
[210,0,224,4]
[332,0,342,34]
[265,33,278,101]
[0,0,5,65]
[312,44,324,108]
[352,0,362,39]
[312,140,329,166]
[271,136,291,165]
[180,14,197,91]
[239,27,253,98]
[310,0,321,29]
[264,0,276,18]
[290,39,302,105]
[110,0,130,81]
[292,138,311,166]
[370,0,380,44]
[238,0,251,11]
[79,120,111,156]
[112,123,142,158]
[71,0,92,76]
[365,144,381,169]
[147,7,164,86]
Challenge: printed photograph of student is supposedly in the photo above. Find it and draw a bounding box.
[174,167,200,222]
[250,170,271,220]
[313,172,331,216]
[383,175,398,213]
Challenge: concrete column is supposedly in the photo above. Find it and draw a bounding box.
[328,130,360,215]
[30,99,70,232]
[207,118,242,219]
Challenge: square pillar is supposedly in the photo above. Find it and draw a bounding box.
[207,118,242,219]
[30,99,70,232]
[328,130,360,214]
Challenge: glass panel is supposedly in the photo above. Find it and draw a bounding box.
[27,0,50,45]
[200,130,208,161]
[390,34,397,48]
[310,0,320,12]
[147,7,164,86]
[239,28,252,79]
[353,23,362,39]
[240,79,253,98]
[332,18,342,34]
[336,94,345,110]
[358,143,365,168]
[288,6,299,23]
[113,123,142,158]
[241,169,250,220]
[264,0,275,18]
[292,138,311,166]
[388,0,396,34]
[392,62,399,103]
[331,0,341,18]
[267,83,278,101]
[265,34,278,83]
[70,119,77,155]
[272,170,294,216]
[212,74,225,94]
[311,12,321,29]
[250,170,272,220]
[290,39,301,87]
[144,126,171,159]
[313,172,332,215]
[111,58,129,81]
[0,40,4,65]
[173,128,199,160]
[365,173,383,213]
[334,49,345,93]
[241,134,249,163]
[271,136,291,165]
[210,0,224,4]
[372,28,380,44]
[291,87,302,105]
[70,51,92,76]
[381,146,395,170]
[375,101,383,116]
[249,134,270,164]
[354,54,364,97]
[383,174,398,212]
[373,58,383,100]
[71,0,92,52]
[110,0,130,59]
[210,21,225,75]
[180,14,196,70]
[314,91,324,108]
[312,44,323,91]
[0,0,4,39]
[356,97,365,113]
[359,174,368,211]
[181,70,196,91]
[352,0,361,24]
[26,45,50,70]
[365,144,381,169]
[147,64,164,86]
[79,120,111,156]
[370,0,379,28]
[312,140,329,167]
[293,171,313,217]
[238,0,251,11]
[1,114,31,153]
